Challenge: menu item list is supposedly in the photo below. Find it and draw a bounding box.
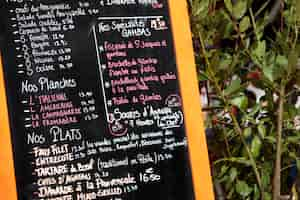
[0,1,195,200]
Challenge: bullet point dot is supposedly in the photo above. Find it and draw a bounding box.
[105,82,110,88]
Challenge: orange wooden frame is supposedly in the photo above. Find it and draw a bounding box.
[169,1,215,199]
[0,0,214,199]
[0,57,18,199]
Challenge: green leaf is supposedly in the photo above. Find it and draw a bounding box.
[286,135,300,144]
[218,175,230,183]
[262,64,275,82]
[275,55,288,68]
[198,71,209,81]
[193,0,210,18]
[223,18,234,38]
[224,0,233,13]
[296,159,300,171]
[264,136,276,144]
[236,180,252,197]
[252,40,266,66]
[261,162,272,190]
[229,167,238,182]
[258,123,266,138]
[255,41,266,56]
[261,174,270,190]
[264,54,286,80]
[248,104,261,117]
[297,0,300,21]
[285,104,299,118]
[243,127,252,140]
[233,1,248,19]
[240,16,251,32]
[264,192,272,200]
[288,50,298,75]
[219,53,233,69]
[230,95,248,110]
[251,136,262,158]
[224,78,242,96]
[219,165,229,178]
[253,184,260,200]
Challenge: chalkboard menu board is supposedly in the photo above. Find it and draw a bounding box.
[0,1,213,200]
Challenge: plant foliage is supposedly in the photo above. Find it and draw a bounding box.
[189,0,300,199]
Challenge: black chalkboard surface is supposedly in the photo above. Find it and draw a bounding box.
[0,1,196,200]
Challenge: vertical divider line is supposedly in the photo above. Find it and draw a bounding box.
[92,25,111,123]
